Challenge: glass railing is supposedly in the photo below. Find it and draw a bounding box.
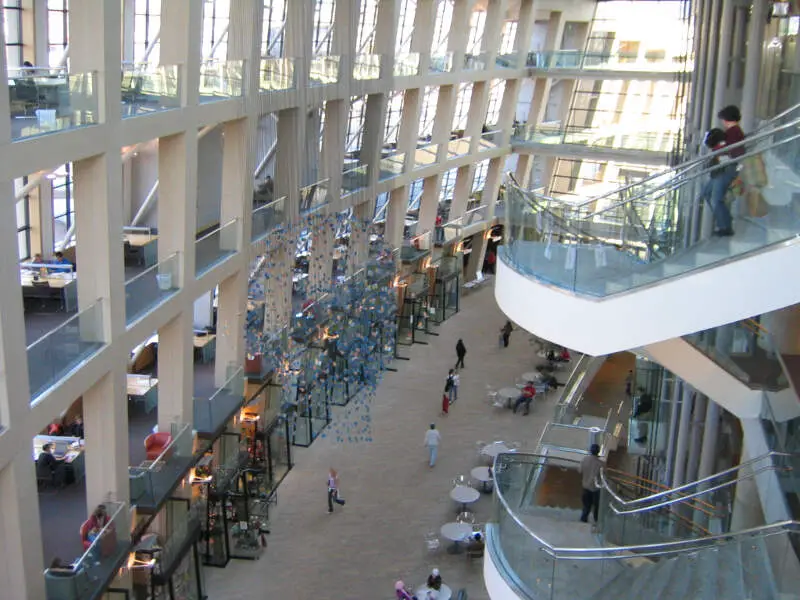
[121,63,181,117]
[479,129,505,151]
[252,196,286,242]
[309,55,341,86]
[44,501,130,600]
[28,300,105,402]
[413,142,439,169]
[199,59,244,101]
[502,113,800,298]
[128,422,194,510]
[536,421,610,458]
[342,164,369,195]
[526,50,691,72]
[353,54,382,80]
[300,178,330,215]
[260,57,296,92]
[9,70,98,140]
[491,451,800,600]
[446,136,471,159]
[429,52,454,73]
[511,122,677,152]
[378,152,406,181]
[401,230,432,262]
[463,203,489,227]
[394,53,420,77]
[125,252,181,326]
[495,53,520,69]
[193,367,245,435]
[463,52,488,70]
[195,219,240,277]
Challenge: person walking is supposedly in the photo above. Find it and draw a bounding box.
[424,423,442,468]
[451,369,460,403]
[455,339,466,369]
[327,467,346,513]
[441,374,451,415]
[624,370,634,398]
[500,320,513,348]
[579,444,603,523]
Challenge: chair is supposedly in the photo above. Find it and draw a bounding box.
[455,589,469,600]
[456,511,475,525]
[452,475,470,487]
[466,543,484,561]
[124,241,145,267]
[424,532,441,555]
[144,432,172,461]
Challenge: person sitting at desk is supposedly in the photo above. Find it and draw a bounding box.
[513,383,536,415]
[395,581,417,600]
[37,443,66,486]
[49,251,72,272]
[68,416,84,438]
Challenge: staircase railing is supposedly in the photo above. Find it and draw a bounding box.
[490,450,800,600]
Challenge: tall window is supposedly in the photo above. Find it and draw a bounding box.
[407,179,424,212]
[396,0,416,54]
[261,0,287,58]
[465,10,486,54]
[452,83,472,131]
[16,196,30,261]
[471,159,489,196]
[201,0,230,60]
[51,163,74,240]
[312,0,336,56]
[485,80,505,127]
[438,167,457,205]
[133,0,161,63]
[47,0,69,68]
[499,21,518,54]
[356,0,379,54]
[374,192,389,222]
[384,91,404,146]
[4,0,22,69]
[418,86,439,139]
[345,97,366,155]
[430,0,453,55]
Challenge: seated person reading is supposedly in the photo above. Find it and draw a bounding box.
[467,532,485,552]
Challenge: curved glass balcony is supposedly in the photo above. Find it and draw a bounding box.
[511,122,678,153]
[502,111,800,298]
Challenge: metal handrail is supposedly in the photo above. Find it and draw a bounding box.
[605,469,720,516]
[492,452,800,560]
[509,105,800,212]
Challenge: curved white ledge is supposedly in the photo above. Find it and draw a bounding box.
[494,240,800,357]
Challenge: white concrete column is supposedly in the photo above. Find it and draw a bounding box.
[157,312,194,430]
[275,108,305,220]
[285,0,313,89]
[30,182,54,256]
[466,81,489,148]
[741,0,768,131]
[712,0,735,112]
[361,94,388,186]
[418,175,443,236]
[482,0,508,66]
[730,441,765,530]
[215,270,248,386]
[398,88,422,164]
[25,0,48,66]
[686,393,707,484]
[449,164,474,220]
[698,398,721,480]
[412,0,438,72]
[374,0,400,59]
[484,157,504,221]
[332,0,359,84]
[161,0,203,107]
[672,386,695,486]
[449,0,474,71]
[0,453,45,600]
[466,232,488,282]
[349,201,372,271]
[515,0,537,57]
[309,216,335,295]
[322,99,348,210]
[433,84,457,143]
[385,187,407,251]
[83,369,130,511]
[228,0,263,97]
[264,243,294,331]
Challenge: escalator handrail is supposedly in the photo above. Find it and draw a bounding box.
[604,469,721,516]
[493,452,800,560]
[509,106,800,213]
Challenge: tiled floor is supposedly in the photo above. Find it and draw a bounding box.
[204,284,584,600]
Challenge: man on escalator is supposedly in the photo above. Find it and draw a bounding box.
[706,105,746,237]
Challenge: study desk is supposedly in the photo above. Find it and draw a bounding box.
[127,374,158,414]
[123,233,159,267]
[193,334,216,364]
[20,271,78,312]
[33,435,86,483]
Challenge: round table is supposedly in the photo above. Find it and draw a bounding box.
[450,485,480,512]
[481,442,513,459]
[416,583,452,600]
[498,387,519,408]
[522,371,541,383]
[471,466,493,492]
[440,522,473,554]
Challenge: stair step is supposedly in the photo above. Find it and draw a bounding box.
[643,556,679,599]
[687,546,719,599]
[716,542,747,599]
[738,538,780,600]
[657,552,693,598]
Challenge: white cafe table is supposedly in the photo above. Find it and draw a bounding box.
[471,466,493,492]
[416,583,453,600]
[440,522,473,554]
[481,441,513,459]
[497,387,519,408]
[522,371,541,383]
[450,485,480,512]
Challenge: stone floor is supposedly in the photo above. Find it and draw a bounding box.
[205,284,571,600]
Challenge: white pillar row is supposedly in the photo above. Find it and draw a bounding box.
[157,133,198,429]
[465,231,488,282]
[374,0,400,62]
[685,392,707,484]
[275,107,305,220]
[160,0,203,108]
[418,174,443,236]
[712,0,735,113]
[216,270,248,386]
[450,164,475,220]
[484,157,505,221]
[433,84,457,149]
[322,99,349,212]
[0,177,44,600]
[350,200,373,271]
[361,93,388,187]
[741,0,769,132]
[398,88,422,168]
[672,385,695,486]
[228,0,263,99]
[25,0,48,66]
[385,186,408,252]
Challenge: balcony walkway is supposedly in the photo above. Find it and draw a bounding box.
[204,284,629,600]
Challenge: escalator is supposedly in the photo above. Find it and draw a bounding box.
[497,105,800,356]
[487,451,800,600]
